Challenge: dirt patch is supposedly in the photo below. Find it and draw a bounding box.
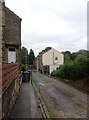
[51,76,89,94]
[67,77,89,93]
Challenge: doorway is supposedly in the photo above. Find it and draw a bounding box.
[8,48,16,63]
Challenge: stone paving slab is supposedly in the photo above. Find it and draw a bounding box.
[11,82,40,118]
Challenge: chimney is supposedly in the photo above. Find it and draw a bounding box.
[1,0,5,2]
[45,47,52,52]
[0,0,5,4]
[42,50,46,54]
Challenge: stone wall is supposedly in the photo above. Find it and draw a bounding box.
[0,2,3,63]
[2,3,21,63]
[0,2,3,119]
[1,62,22,119]
[2,75,22,118]
[38,55,43,72]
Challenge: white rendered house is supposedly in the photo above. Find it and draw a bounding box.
[42,48,64,74]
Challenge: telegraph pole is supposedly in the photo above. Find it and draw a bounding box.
[37,57,39,107]
[25,49,27,71]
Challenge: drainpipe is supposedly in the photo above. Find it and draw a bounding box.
[53,52,54,64]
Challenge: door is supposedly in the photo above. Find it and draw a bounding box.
[8,48,16,63]
[48,66,50,75]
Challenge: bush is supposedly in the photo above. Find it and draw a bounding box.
[51,70,58,76]
[51,55,89,79]
[51,61,76,79]
[21,64,28,72]
[59,61,75,79]
[75,55,89,78]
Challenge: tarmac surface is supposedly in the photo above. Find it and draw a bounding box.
[11,81,40,118]
[32,72,87,118]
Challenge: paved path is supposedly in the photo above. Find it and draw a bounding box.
[32,72,87,118]
[11,82,40,118]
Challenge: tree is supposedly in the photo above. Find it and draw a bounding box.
[78,50,87,56]
[21,47,28,71]
[87,51,89,58]
[51,50,89,79]
[28,49,35,65]
[71,52,77,60]
[21,47,28,64]
[75,55,88,78]
[71,50,87,61]
[62,51,72,62]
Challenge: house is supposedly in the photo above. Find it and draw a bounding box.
[1,1,22,63]
[38,47,52,73]
[0,1,22,118]
[36,47,64,74]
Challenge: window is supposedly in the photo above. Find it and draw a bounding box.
[56,67,59,70]
[55,57,58,60]
[8,48,16,63]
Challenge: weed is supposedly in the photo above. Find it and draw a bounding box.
[39,87,55,118]
[51,84,58,89]
[70,98,87,110]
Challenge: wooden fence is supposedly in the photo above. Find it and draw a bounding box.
[0,62,21,92]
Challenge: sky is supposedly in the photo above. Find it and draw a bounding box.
[5,0,88,56]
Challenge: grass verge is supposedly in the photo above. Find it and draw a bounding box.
[39,87,55,118]
[70,98,87,110]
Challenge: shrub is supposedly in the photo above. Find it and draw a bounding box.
[21,64,28,72]
[51,70,59,76]
[51,61,76,79]
[51,54,89,80]
[58,61,75,79]
[75,55,89,78]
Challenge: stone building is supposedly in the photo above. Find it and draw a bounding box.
[38,47,52,73]
[1,1,22,63]
[42,48,64,74]
[35,47,64,74]
[34,47,52,71]
[0,1,22,119]
[0,1,3,64]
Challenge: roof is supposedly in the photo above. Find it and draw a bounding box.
[38,47,52,56]
[4,4,22,21]
[40,48,63,56]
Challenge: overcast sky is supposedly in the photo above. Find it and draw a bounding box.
[6,0,88,56]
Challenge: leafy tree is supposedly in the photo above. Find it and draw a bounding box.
[51,50,89,79]
[71,49,87,60]
[87,51,89,58]
[28,49,35,65]
[71,52,77,60]
[75,55,88,78]
[78,50,87,56]
[21,64,27,72]
[21,47,28,64]
[62,51,72,62]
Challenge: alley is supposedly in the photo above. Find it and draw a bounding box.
[11,82,40,118]
[32,72,87,118]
